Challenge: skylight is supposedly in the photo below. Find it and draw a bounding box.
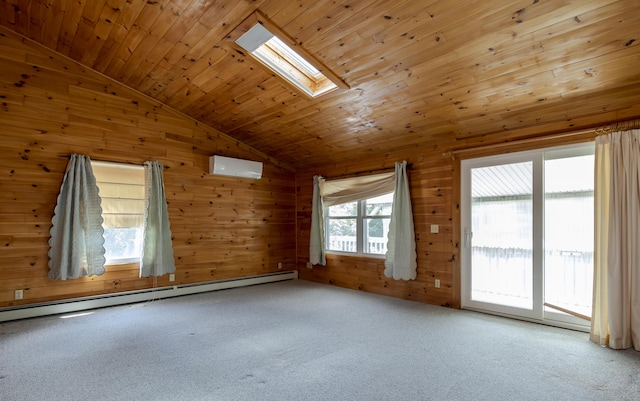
[236,23,338,97]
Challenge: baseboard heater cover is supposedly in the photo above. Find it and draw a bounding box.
[0,270,298,322]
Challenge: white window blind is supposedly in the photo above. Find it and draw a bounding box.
[91,161,145,228]
[321,171,395,207]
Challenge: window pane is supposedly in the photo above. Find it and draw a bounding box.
[327,201,357,217]
[544,154,594,318]
[365,217,390,254]
[103,227,143,262]
[324,193,394,255]
[471,162,533,309]
[366,193,393,216]
[327,218,356,252]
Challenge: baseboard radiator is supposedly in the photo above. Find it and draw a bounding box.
[0,270,298,322]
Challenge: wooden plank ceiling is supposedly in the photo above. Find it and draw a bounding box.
[1,0,639,170]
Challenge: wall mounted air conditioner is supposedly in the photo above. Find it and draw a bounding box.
[209,155,263,179]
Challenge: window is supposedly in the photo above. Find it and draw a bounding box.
[235,22,341,97]
[91,161,145,265]
[325,192,393,256]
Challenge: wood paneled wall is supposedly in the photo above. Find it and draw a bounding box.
[0,27,296,308]
[294,107,640,308]
[296,150,459,307]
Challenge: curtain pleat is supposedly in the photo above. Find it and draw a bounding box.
[592,135,611,347]
[48,154,106,280]
[591,129,640,351]
[384,161,417,280]
[309,175,327,266]
[140,161,176,277]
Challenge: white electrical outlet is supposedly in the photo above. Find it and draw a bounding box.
[435,279,440,288]
[277,262,283,270]
[14,289,23,300]
[169,273,175,282]
[430,224,439,233]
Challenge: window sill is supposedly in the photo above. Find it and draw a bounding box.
[325,251,386,260]
[105,257,141,266]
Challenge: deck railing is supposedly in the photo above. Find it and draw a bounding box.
[471,246,593,313]
[328,236,387,254]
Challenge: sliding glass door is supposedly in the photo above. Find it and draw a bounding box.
[461,144,594,328]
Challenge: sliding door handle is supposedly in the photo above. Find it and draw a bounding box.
[464,228,472,248]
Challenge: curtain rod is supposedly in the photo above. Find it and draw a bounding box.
[444,117,640,159]
[57,154,170,168]
[443,128,595,159]
[322,163,412,180]
[595,117,640,134]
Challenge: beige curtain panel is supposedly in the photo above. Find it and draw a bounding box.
[591,129,640,351]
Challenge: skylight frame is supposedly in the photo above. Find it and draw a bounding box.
[233,13,347,98]
[265,36,322,78]
[252,37,337,97]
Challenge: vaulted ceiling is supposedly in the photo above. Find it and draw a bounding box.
[1,0,639,170]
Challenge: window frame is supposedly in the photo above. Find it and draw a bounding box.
[91,160,145,266]
[461,141,595,331]
[102,229,143,266]
[324,193,393,257]
[230,11,348,99]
